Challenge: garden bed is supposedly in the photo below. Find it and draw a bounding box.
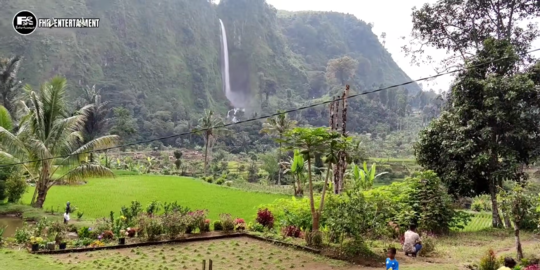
[30,232,246,254]
[245,233,321,254]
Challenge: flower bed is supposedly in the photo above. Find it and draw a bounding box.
[29,231,246,254]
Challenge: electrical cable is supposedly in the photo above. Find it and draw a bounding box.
[1,47,539,168]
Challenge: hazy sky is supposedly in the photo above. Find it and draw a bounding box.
[218,0,540,92]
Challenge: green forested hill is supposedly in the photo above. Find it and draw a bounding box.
[0,0,428,144]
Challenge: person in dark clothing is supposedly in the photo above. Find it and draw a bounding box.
[66,201,71,214]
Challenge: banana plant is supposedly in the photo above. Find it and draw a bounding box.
[350,161,388,190]
[281,150,307,196]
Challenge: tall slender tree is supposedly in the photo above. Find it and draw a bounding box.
[260,111,297,185]
[195,110,227,176]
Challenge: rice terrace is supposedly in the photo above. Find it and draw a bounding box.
[1,0,540,269]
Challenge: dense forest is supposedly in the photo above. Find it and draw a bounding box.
[0,0,442,150]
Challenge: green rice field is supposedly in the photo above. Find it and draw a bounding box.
[21,175,286,221]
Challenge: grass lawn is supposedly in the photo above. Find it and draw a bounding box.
[21,175,286,221]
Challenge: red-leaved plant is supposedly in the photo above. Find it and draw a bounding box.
[525,265,539,270]
[282,226,301,238]
[256,208,274,229]
[234,218,245,225]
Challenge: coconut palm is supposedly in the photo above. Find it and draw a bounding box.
[75,85,112,162]
[194,110,227,176]
[0,76,119,208]
[260,111,297,185]
[0,55,23,117]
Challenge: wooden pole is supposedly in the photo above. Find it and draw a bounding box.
[202,260,206,270]
[209,259,213,270]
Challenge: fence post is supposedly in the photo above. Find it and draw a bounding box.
[209,259,213,270]
[202,259,206,270]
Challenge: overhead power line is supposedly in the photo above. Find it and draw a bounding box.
[1,47,539,168]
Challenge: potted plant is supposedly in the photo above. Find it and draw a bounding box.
[55,233,67,250]
[30,236,43,252]
[118,229,126,245]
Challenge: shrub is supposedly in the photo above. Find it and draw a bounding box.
[220,214,235,233]
[216,178,225,185]
[282,226,301,238]
[162,212,189,239]
[213,221,223,231]
[78,227,91,238]
[187,210,208,232]
[206,176,214,183]
[138,216,163,241]
[202,219,211,232]
[418,234,436,257]
[256,208,274,229]
[248,222,264,232]
[235,218,246,231]
[5,176,27,203]
[14,225,31,244]
[408,171,467,234]
[479,249,500,270]
[225,181,233,187]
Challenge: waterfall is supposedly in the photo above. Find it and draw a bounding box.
[219,19,232,100]
[219,19,245,123]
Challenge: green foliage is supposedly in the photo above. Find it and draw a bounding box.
[472,195,493,212]
[407,171,468,234]
[5,176,27,203]
[0,105,13,131]
[418,234,437,257]
[349,162,388,190]
[219,213,235,233]
[479,249,501,270]
[415,39,540,227]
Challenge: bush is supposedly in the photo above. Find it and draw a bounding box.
[479,249,500,270]
[248,222,264,232]
[213,220,223,231]
[187,210,207,232]
[138,216,163,241]
[78,227,91,238]
[256,208,274,229]
[162,212,189,239]
[202,219,211,232]
[5,176,27,203]
[216,178,225,185]
[418,234,436,257]
[408,171,466,234]
[219,214,235,233]
[225,181,233,187]
[206,176,214,183]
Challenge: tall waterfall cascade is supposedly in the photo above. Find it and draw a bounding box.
[219,19,244,123]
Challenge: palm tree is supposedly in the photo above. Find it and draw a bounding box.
[0,55,23,117]
[0,76,119,208]
[194,110,227,176]
[260,111,297,185]
[75,85,112,162]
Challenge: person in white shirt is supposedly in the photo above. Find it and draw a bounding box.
[63,211,70,224]
[403,224,422,257]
